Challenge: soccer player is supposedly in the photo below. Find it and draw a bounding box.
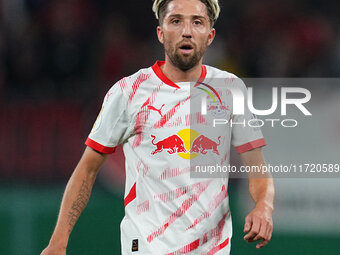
[41,0,274,254]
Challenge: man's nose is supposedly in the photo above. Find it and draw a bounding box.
[182,21,192,38]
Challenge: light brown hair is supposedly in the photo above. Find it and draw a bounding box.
[152,0,220,27]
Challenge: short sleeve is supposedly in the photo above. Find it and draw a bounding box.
[231,80,266,154]
[85,81,133,153]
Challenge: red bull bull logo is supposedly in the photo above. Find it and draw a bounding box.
[207,105,229,111]
[151,129,221,159]
[190,135,221,155]
[151,134,187,155]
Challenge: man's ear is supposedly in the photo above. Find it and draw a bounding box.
[207,28,216,47]
[157,26,164,44]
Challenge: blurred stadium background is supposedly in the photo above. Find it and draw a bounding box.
[0,0,339,254]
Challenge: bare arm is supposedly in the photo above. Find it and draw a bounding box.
[41,146,107,255]
[240,148,275,249]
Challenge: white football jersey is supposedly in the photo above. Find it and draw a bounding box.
[86,61,266,254]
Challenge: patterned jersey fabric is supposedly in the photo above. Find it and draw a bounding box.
[86,61,266,254]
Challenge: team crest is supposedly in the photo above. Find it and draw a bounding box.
[207,100,230,118]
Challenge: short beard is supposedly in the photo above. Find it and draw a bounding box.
[164,39,207,72]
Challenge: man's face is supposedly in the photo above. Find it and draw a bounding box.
[157,0,215,71]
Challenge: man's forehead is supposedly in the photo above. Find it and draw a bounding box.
[165,0,209,19]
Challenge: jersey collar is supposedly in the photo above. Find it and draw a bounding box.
[152,61,207,89]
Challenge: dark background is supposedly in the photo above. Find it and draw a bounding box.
[0,0,339,254]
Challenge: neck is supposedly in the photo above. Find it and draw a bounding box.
[161,57,203,83]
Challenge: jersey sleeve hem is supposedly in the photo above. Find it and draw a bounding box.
[85,138,116,154]
[235,138,266,154]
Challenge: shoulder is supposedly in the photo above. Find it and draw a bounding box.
[107,66,154,96]
[204,65,247,89]
[125,66,153,85]
[204,65,239,80]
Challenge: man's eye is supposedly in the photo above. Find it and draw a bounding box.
[172,19,180,24]
[194,20,202,25]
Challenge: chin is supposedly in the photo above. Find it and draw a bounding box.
[178,63,197,72]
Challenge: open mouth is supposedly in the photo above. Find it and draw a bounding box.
[179,44,194,54]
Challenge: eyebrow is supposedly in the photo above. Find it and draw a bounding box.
[167,14,207,20]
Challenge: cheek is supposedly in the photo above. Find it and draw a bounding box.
[162,34,175,52]
[196,34,211,48]
[163,31,177,45]
[194,29,211,43]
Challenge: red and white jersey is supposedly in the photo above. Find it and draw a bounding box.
[86,61,266,254]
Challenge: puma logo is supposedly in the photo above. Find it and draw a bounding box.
[148,104,165,117]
